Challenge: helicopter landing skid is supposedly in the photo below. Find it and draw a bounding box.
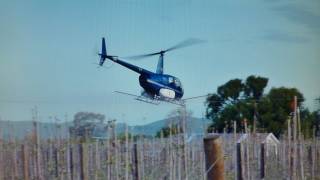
[135,96,160,105]
[114,91,185,106]
[159,97,185,106]
[115,91,160,105]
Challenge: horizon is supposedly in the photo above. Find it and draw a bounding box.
[0,113,208,126]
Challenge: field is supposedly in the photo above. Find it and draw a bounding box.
[0,122,319,180]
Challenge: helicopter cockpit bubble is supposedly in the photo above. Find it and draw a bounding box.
[174,78,182,87]
[168,77,174,84]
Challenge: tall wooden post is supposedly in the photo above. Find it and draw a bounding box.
[112,120,119,180]
[106,123,111,180]
[32,107,43,180]
[79,143,88,180]
[260,143,265,179]
[233,121,237,180]
[65,114,72,180]
[12,140,19,179]
[140,138,145,179]
[287,117,292,179]
[236,143,243,180]
[203,134,225,180]
[79,144,84,180]
[169,120,173,180]
[53,146,59,178]
[133,143,139,180]
[69,146,74,180]
[0,128,3,180]
[293,96,297,180]
[22,144,29,180]
[311,127,316,180]
[177,123,181,180]
[297,107,305,180]
[181,105,188,180]
[94,141,100,180]
[125,123,129,180]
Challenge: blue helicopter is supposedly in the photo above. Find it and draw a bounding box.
[98,37,204,105]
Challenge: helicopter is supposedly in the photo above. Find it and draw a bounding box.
[98,37,204,105]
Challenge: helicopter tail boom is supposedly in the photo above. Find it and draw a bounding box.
[97,37,152,75]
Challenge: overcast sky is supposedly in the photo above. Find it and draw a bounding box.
[0,0,319,125]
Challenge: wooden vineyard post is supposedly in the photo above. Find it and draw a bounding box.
[182,104,188,180]
[125,123,129,180]
[79,143,88,180]
[233,120,237,180]
[133,143,139,180]
[69,145,74,180]
[260,143,265,179]
[203,134,225,180]
[32,110,43,180]
[169,121,173,180]
[236,142,243,180]
[22,144,29,180]
[0,128,3,180]
[177,125,181,180]
[37,130,43,180]
[297,107,305,180]
[244,119,250,180]
[13,140,19,179]
[112,120,119,180]
[293,96,297,180]
[80,144,84,180]
[288,117,291,178]
[312,127,316,180]
[54,146,59,178]
[94,141,100,180]
[140,138,145,179]
[107,124,111,179]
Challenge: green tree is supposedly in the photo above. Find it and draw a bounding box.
[258,87,304,136]
[217,79,244,101]
[69,112,106,140]
[205,75,315,137]
[244,75,268,100]
[300,110,317,138]
[205,93,223,121]
[206,76,265,133]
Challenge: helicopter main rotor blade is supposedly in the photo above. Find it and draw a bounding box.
[124,38,205,60]
[124,52,161,60]
[164,38,206,52]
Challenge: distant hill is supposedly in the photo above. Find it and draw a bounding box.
[0,121,71,139]
[0,117,211,139]
[119,117,210,136]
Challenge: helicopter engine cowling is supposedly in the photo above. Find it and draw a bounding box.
[159,88,175,99]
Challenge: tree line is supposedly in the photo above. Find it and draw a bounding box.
[205,75,320,137]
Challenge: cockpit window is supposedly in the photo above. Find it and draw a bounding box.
[174,78,181,87]
[167,76,182,88]
[168,77,174,84]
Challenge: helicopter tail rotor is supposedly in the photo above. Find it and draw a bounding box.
[98,37,107,66]
[101,37,107,56]
[97,37,118,67]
